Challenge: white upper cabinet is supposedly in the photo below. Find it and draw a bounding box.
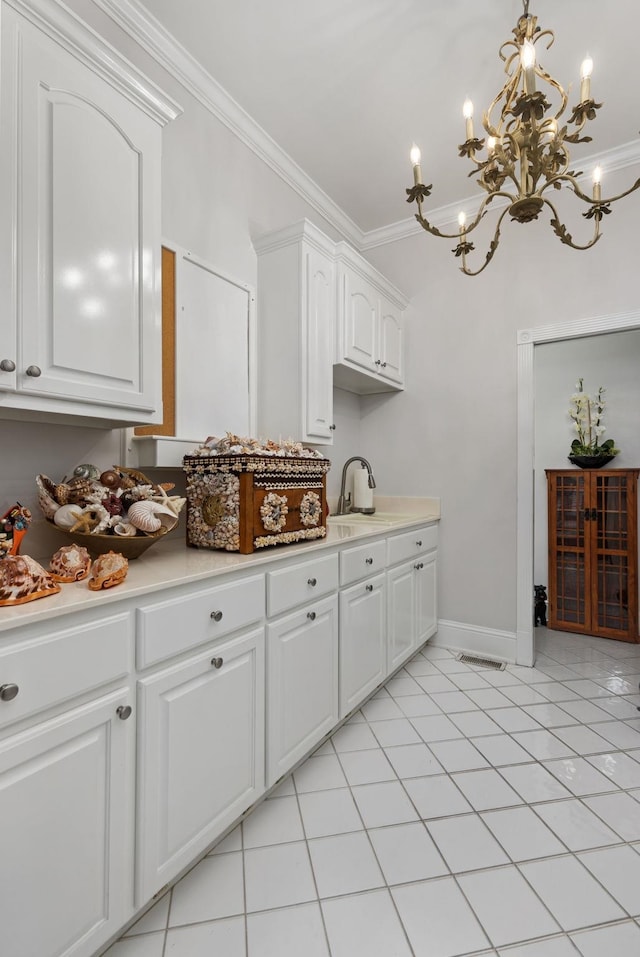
[0,0,180,426]
[255,220,336,445]
[334,243,406,395]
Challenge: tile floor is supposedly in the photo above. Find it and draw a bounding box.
[105,629,640,957]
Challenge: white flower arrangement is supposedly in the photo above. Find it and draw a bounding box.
[568,378,619,458]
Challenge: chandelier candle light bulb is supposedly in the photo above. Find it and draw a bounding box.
[463,99,474,140]
[458,211,467,236]
[593,165,602,201]
[410,144,422,185]
[580,56,593,102]
[521,38,536,93]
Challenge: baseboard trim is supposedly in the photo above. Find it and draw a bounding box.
[431,619,517,665]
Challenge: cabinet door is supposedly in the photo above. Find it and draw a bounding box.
[339,573,386,717]
[0,689,134,957]
[387,560,416,672]
[304,245,335,441]
[136,628,265,903]
[266,595,338,786]
[416,551,438,645]
[2,8,161,415]
[340,267,378,373]
[547,471,590,633]
[590,471,639,641]
[378,297,404,386]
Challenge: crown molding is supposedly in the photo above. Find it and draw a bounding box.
[93,0,365,247]
[6,0,181,125]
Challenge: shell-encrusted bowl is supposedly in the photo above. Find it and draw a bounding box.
[45,520,172,559]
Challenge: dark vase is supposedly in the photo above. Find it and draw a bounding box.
[568,453,616,469]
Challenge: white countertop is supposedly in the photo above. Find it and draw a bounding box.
[0,497,440,633]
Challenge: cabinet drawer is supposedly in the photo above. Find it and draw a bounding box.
[136,574,265,669]
[267,553,338,617]
[0,613,131,729]
[387,525,438,567]
[340,538,386,586]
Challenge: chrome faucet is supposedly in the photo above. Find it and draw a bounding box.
[336,456,377,515]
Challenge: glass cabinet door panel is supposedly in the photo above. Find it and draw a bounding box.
[555,553,586,625]
[596,474,628,551]
[596,554,629,632]
[555,474,585,548]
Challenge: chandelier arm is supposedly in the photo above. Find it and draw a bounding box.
[459,206,512,277]
[540,173,640,207]
[542,196,602,251]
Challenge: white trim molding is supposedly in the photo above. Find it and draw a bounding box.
[6,0,182,125]
[430,620,517,665]
[516,310,640,666]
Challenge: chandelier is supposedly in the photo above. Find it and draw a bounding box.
[406,0,640,276]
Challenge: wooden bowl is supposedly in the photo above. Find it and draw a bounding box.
[46,521,172,560]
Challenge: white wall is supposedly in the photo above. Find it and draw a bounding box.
[533,330,640,586]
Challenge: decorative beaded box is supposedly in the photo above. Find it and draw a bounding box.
[183,453,331,554]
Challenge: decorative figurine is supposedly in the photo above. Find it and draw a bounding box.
[0,503,32,558]
[534,584,548,626]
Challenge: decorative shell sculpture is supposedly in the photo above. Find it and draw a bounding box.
[128,501,179,535]
[0,555,61,606]
[87,551,129,591]
[49,544,92,583]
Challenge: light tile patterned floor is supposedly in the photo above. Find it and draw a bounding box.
[104,629,640,957]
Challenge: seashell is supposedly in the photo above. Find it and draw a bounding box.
[69,504,110,535]
[49,544,92,583]
[0,555,61,606]
[66,478,93,504]
[53,504,84,529]
[72,464,100,481]
[113,522,137,537]
[36,474,60,520]
[100,470,122,489]
[54,483,71,505]
[128,501,179,535]
[88,551,128,590]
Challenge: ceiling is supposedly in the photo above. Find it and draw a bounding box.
[139,0,640,235]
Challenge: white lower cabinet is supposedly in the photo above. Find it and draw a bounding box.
[339,572,386,718]
[136,627,265,903]
[0,688,134,957]
[387,541,438,671]
[266,594,338,787]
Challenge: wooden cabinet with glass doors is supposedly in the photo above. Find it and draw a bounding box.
[546,469,639,642]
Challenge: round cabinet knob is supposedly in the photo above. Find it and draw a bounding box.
[416,540,423,547]
[381,362,387,368]
[116,705,132,720]
[0,359,16,372]
[414,562,424,570]
[307,577,317,587]
[329,424,336,431]
[307,611,316,621]
[211,657,224,669]
[210,610,223,622]
[0,683,19,702]
[375,359,381,366]
[366,584,374,592]
[25,365,42,377]
[365,557,373,565]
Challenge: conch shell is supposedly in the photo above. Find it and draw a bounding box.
[36,474,60,520]
[88,551,128,590]
[0,555,61,606]
[49,544,91,583]
[128,501,179,535]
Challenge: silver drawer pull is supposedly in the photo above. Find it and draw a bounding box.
[365,557,373,565]
[416,540,423,547]
[211,657,224,668]
[414,562,424,570]
[25,365,41,377]
[366,584,374,592]
[307,611,316,621]
[0,683,19,702]
[0,359,15,372]
[210,610,223,622]
[116,705,132,720]
[307,577,317,587]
